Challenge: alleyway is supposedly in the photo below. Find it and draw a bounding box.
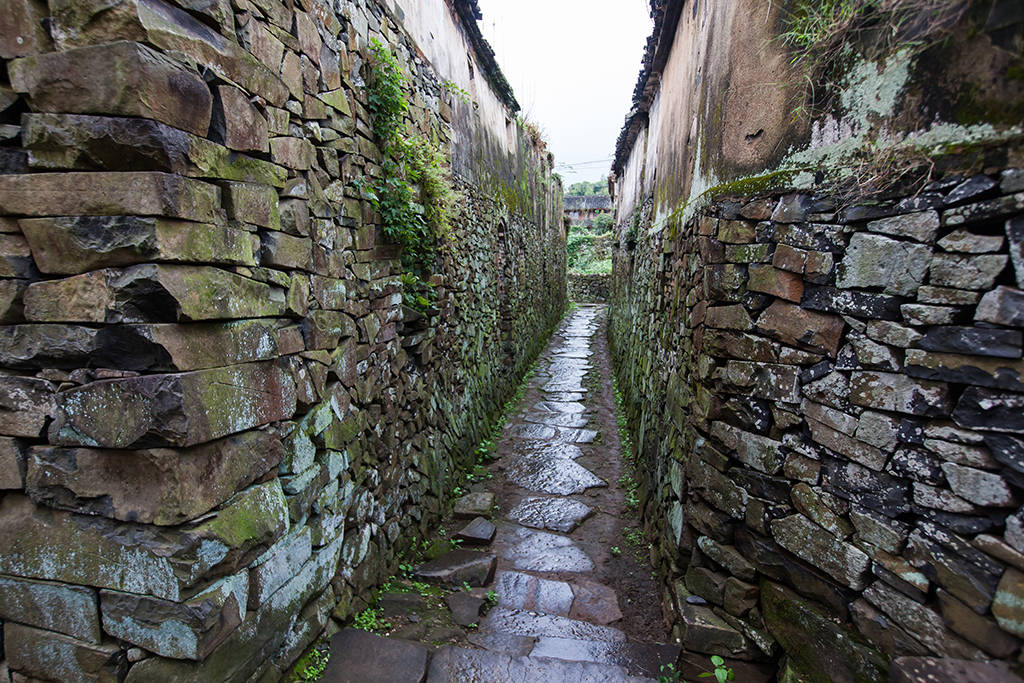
[321,305,679,681]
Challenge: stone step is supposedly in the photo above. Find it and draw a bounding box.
[321,629,429,683]
[529,636,681,679]
[412,549,496,587]
[426,645,656,683]
[481,606,626,643]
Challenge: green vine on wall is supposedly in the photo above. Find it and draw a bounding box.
[361,39,459,313]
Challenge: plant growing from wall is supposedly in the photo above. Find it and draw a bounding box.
[780,0,971,115]
[363,39,459,313]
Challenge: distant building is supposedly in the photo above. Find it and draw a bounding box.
[564,195,613,226]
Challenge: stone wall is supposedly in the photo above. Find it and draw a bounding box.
[0,0,565,680]
[609,0,1024,679]
[567,273,610,303]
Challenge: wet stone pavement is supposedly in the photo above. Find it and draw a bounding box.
[322,306,677,682]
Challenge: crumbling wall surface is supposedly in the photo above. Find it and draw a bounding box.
[610,0,1024,680]
[0,0,565,680]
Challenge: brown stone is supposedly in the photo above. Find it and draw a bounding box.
[224,182,281,229]
[0,172,222,223]
[0,374,54,437]
[992,567,1024,638]
[748,264,804,302]
[20,216,256,275]
[0,436,24,488]
[24,265,285,323]
[937,589,1019,657]
[217,85,269,152]
[27,428,283,524]
[0,0,52,58]
[772,244,808,273]
[771,514,871,589]
[49,361,296,448]
[270,137,315,170]
[9,41,211,135]
[756,300,844,356]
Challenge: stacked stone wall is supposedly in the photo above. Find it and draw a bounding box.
[608,0,1024,678]
[0,0,565,680]
[567,273,610,303]
[611,176,1024,678]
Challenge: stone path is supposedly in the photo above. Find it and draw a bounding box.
[322,305,677,682]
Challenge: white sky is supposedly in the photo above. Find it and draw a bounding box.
[475,1,653,188]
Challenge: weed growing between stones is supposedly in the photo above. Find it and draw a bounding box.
[284,641,330,682]
[779,0,971,116]
[363,39,460,313]
[612,373,641,515]
[657,656,734,683]
[352,606,392,633]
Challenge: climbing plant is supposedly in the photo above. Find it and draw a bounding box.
[362,39,459,313]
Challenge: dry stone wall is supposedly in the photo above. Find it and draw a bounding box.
[0,0,565,680]
[567,273,610,303]
[609,1,1024,680]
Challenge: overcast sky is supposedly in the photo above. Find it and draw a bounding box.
[475,1,653,188]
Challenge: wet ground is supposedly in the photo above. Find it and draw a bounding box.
[319,305,676,682]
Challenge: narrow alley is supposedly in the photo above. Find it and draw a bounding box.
[320,306,682,681]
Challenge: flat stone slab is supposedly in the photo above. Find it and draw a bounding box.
[445,591,484,627]
[481,607,626,643]
[454,517,496,545]
[508,496,594,533]
[529,401,587,415]
[426,646,651,683]
[379,592,427,618]
[569,580,623,625]
[495,570,574,616]
[543,391,586,402]
[507,423,558,440]
[508,441,584,461]
[453,492,495,519]
[530,637,681,679]
[494,526,594,573]
[413,550,496,587]
[466,631,536,657]
[322,628,428,683]
[523,412,590,429]
[891,657,1024,683]
[505,456,606,495]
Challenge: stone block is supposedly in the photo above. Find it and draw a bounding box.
[802,285,903,321]
[101,572,247,660]
[849,371,951,417]
[224,182,280,230]
[262,231,313,270]
[48,0,288,106]
[302,310,357,350]
[678,603,752,657]
[748,264,803,302]
[3,622,124,682]
[976,286,1024,327]
[919,326,1021,359]
[27,428,283,524]
[772,244,807,273]
[1007,217,1024,287]
[24,265,285,323]
[9,41,211,135]
[992,567,1024,638]
[270,137,315,170]
[0,575,101,643]
[0,436,24,489]
[771,514,871,589]
[863,582,981,659]
[687,457,748,519]
[0,374,54,438]
[761,582,888,683]
[806,417,887,470]
[905,350,1024,393]
[866,211,939,242]
[249,527,313,608]
[0,0,52,58]
[50,362,295,448]
[720,361,799,403]
[866,320,921,348]
[916,285,980,305]
[937,229,1005,253]
[756,300,844,356]
[891,657,1024,683]
[711,422,783,474]
[930,253,1009,290]
[20,216,256,275]
[937,589,1019,657]
[941,462,1017,507]
[0,172,222,223]
[216,85,269,153]
[0,482,287,601]
[22,113,286,187]
[836,233,931,296]
[953,387,1024,434]
[704,305,752,330]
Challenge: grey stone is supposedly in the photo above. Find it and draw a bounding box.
[426,645,645,683]
[836,233,930,296]
[849,371,951,417]
[481,607,625,643]
[0,374,54,438]
[891,657,1023,683]
[413,550,496,587]
[446,591,485,626]
[918,326,1021,359]
[3,622,125,682]
[943,175,998,206]
[454,517,496,545]
[507,496,593,533]
[771,514,871,589]
[863,582,982,659]
[930,253,1009,290]
[941,463,1018,507]
[0,575,101,643]
[976,286,1024,327]
[953,387,1024,434]
[452,492,495,519]
[495,526,594,573]
[1007,217,1024,286]
[866,211,939,242]
[322,628,429,683]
